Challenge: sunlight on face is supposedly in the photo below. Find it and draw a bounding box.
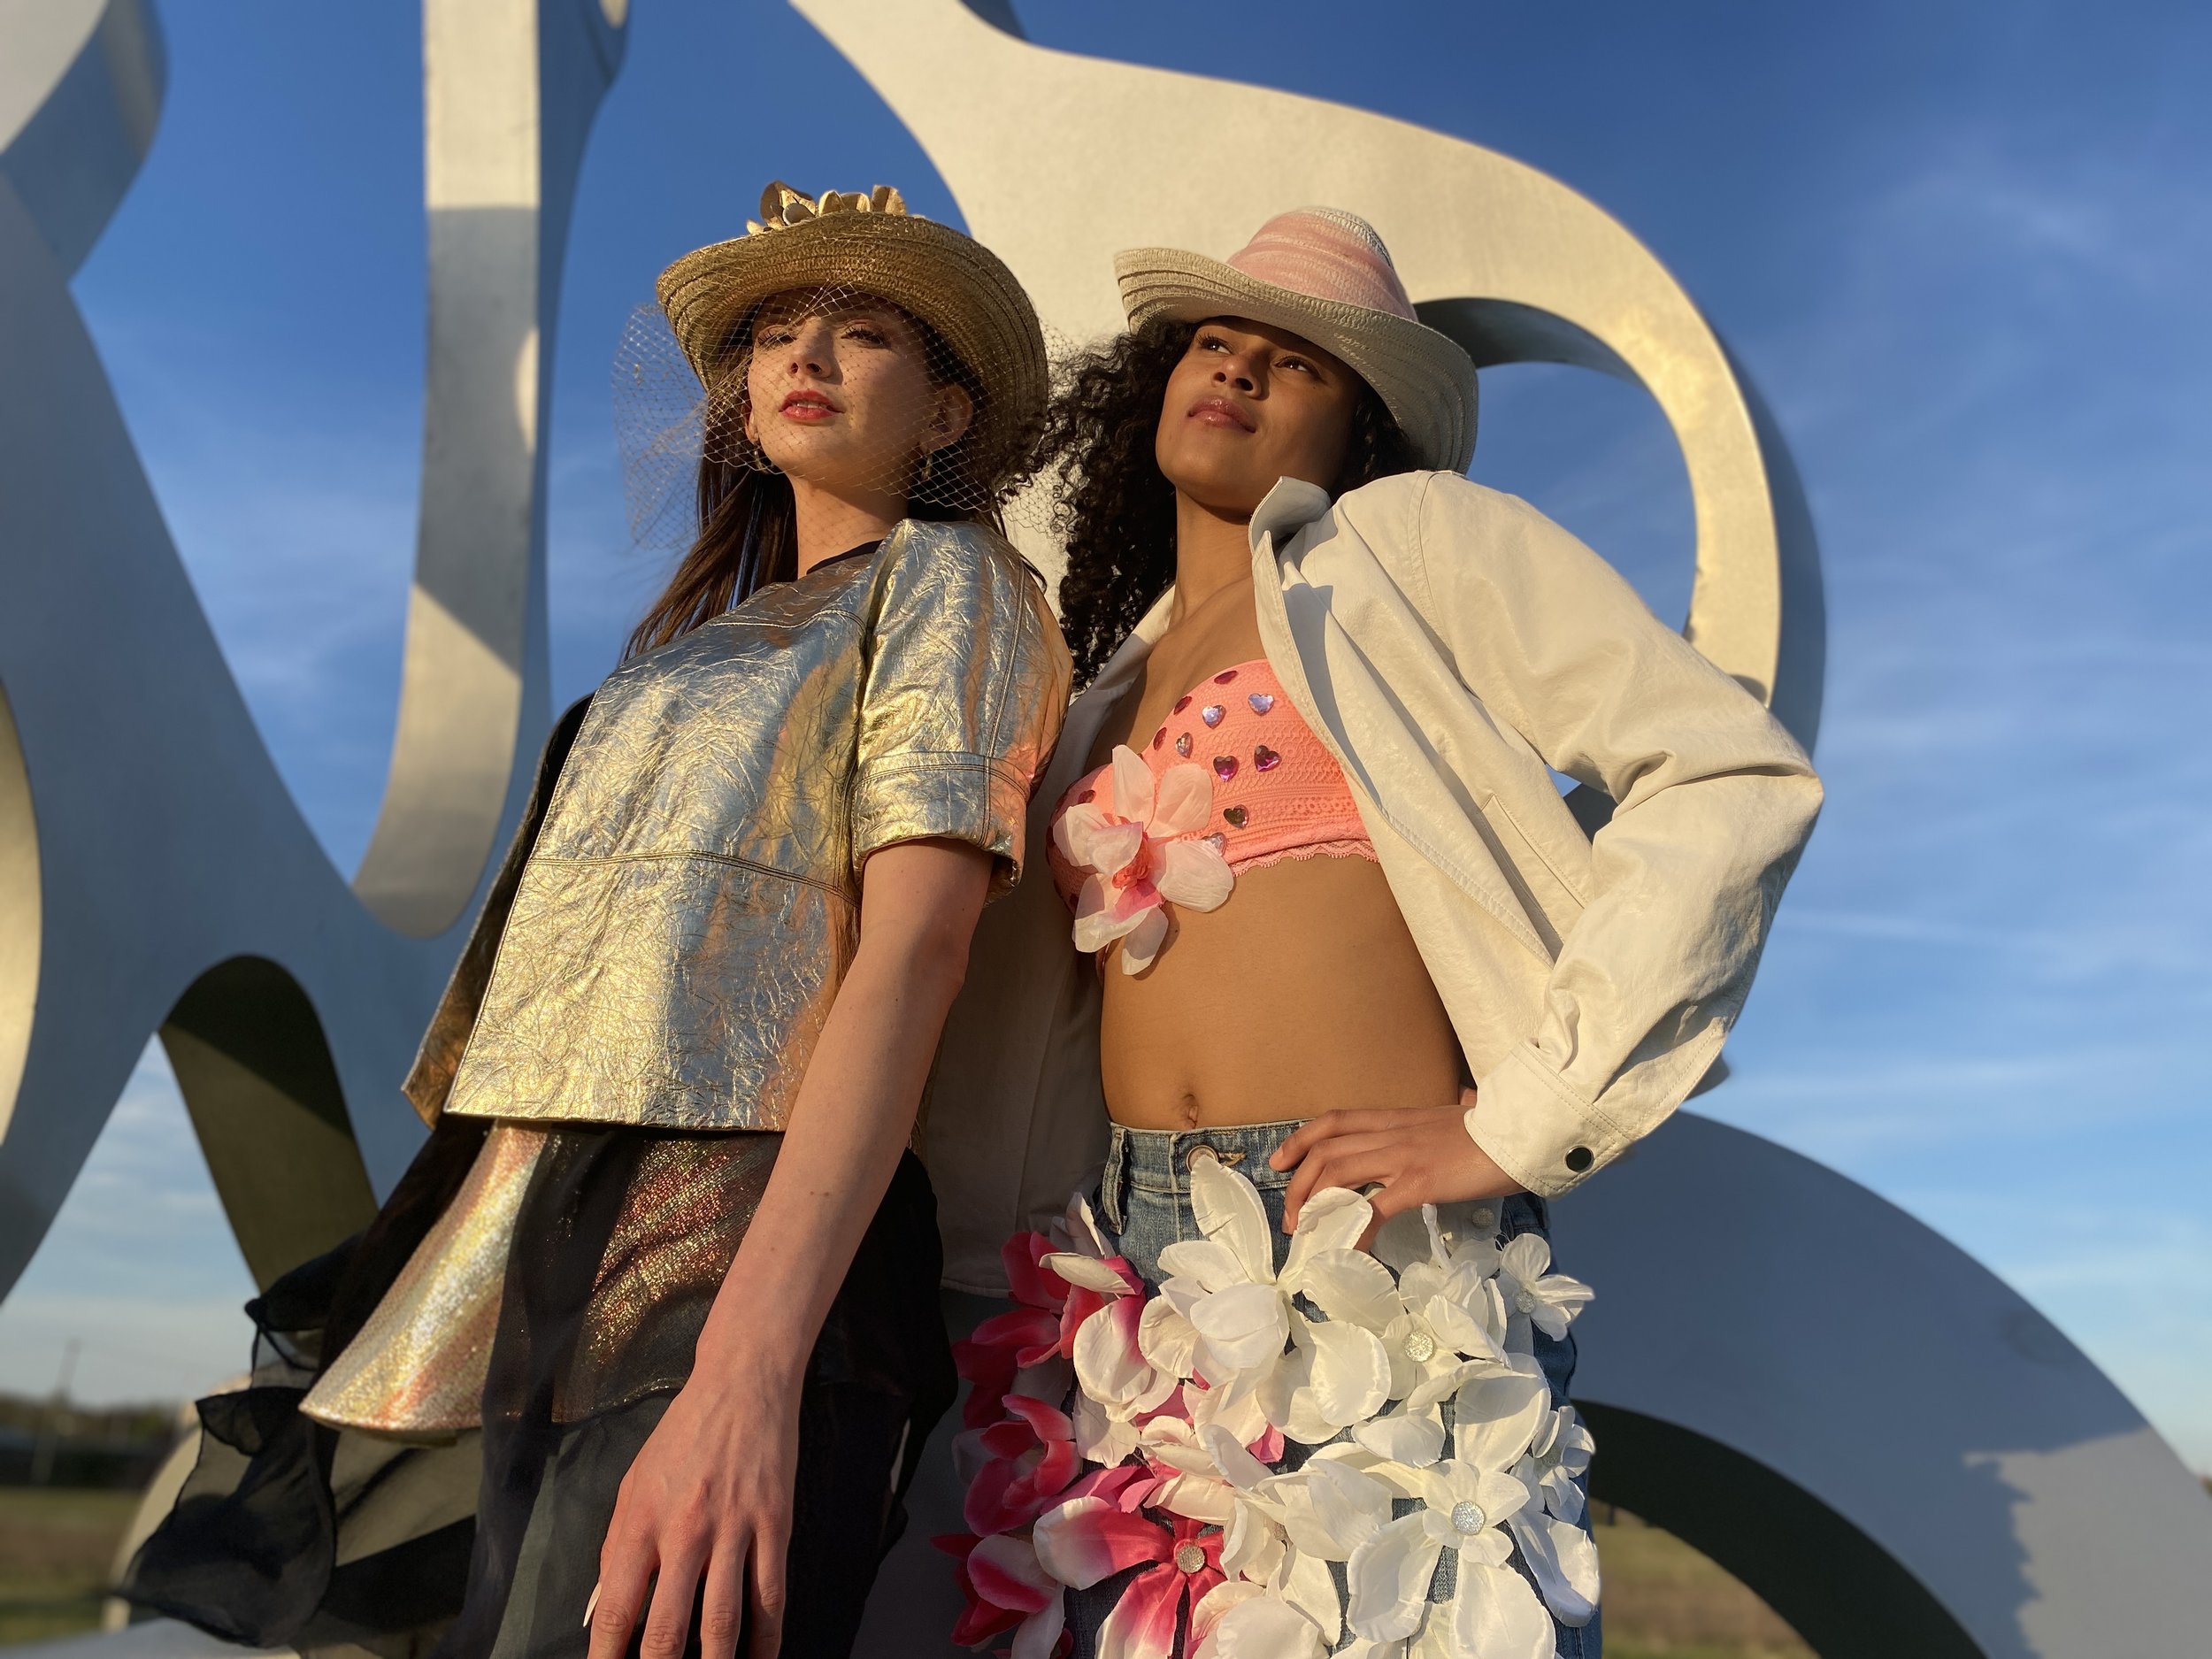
[1154,318,1363,517]
[741,289,972,504]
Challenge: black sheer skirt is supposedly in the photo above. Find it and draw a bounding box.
[121,1121,956,1659]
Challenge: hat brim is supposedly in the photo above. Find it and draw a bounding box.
[657,212,1048,490]
[1114,248,1477,473]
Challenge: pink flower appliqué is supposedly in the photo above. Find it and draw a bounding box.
[1034,1498,1225,1659]
[936,1531,1068,1659]
[955,1233,1072,1428]
[1056,747,1233,974]
[964,1394,1080,1535]
[956,1233,1140,1431]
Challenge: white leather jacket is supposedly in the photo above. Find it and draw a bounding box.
[924,471,1823,1294]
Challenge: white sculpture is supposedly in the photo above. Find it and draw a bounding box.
[0,0,622,1294]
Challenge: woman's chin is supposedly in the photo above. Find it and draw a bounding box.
[1159,452,1283,518]
[758,444,899,497]
[1167,473,1276,520]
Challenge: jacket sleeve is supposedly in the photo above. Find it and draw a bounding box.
[854,524,1072,897]
[1411,473,1824,1195]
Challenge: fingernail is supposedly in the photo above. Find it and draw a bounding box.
[583,1582,600,1630]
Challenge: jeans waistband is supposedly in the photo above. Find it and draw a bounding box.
[1096,1118,1550,1246]
[1104,1118,1303,1197]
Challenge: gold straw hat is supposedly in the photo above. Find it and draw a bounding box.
[1116,206,1477,473]
[655,182,1048,494]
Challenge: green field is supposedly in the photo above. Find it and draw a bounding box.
[1594,1509,1812,1657]
[0,1487,141,1646]
[0,1487,1810,1653]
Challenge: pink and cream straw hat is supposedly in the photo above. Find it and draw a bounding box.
[1114,207,1478,473]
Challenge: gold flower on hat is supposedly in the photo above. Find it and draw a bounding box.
[744,180,910,236]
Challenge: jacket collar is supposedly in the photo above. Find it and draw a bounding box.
[1249,476,1334,556]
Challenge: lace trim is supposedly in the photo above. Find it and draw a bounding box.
[1229,837,1379,875]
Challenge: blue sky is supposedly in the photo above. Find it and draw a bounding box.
[2,0,2207,1473]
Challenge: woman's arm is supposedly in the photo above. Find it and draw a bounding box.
[1409,473,1822,1197]
[586,836,993,1659]
[1279,473,1820,1222]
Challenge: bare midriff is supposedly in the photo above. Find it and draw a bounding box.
[1084,608,1463,1131]
[1100,852,1463,1128]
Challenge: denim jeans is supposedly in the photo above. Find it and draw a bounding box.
[1070,1118,1601,1658]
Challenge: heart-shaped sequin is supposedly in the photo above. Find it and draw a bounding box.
[1248,692,1275,715]
[1075,788,1095,804]
[1213,755,1238,781]
[1150,727,1165,750]
[1201,704,1225,727]
[1254,745,1281,772]
[1174,733,1193,757]
[1212,667,1239,684]
[1173,695,1192,714]
[1222,805,1248,828]
[1202,832,1227,854]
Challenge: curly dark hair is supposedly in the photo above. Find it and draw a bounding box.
[1041,315,1423,685]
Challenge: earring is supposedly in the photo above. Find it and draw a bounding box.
[918,449,935,486]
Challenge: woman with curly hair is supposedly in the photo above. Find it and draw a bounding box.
[925,208,1821,1658]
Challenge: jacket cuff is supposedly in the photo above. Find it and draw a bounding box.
[1464,1045,1619,1199]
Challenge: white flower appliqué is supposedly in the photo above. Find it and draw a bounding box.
[1055,746,1233,973]
[992,1156,1600,1659]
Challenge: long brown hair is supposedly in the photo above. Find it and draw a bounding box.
[623,299,997,662]
[1041,316,1421,686]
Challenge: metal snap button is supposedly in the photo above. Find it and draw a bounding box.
[1564,1146,1594,1173]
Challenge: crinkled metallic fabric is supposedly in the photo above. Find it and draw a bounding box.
[301,1123,549,1436]
[435,519,1069,1133]
[404,699,595,1128]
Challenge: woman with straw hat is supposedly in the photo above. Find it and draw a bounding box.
[124,182,1069,1659]
[926,209,1821,1656]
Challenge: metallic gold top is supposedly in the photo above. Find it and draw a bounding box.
[422,518,1069,1133]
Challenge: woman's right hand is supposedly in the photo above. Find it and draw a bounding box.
[585,1348,803,1659]
[1271,1086,1523,1233]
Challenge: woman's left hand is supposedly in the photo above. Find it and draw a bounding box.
[585,1351,802,1659]
[1271,1091,1523,1233]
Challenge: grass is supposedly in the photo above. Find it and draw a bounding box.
[1593,1510,1814,1657]
[0,1489,1815,1655]
[0,1486,141,1646]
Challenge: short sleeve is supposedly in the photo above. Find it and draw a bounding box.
[852,521,1072,894]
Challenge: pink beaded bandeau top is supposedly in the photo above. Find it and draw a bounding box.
[1047,660,1374,972]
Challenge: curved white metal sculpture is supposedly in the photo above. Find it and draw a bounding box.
[1,3,2205,1656]
[802,0,1824,747]
[0,0,623,1292]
